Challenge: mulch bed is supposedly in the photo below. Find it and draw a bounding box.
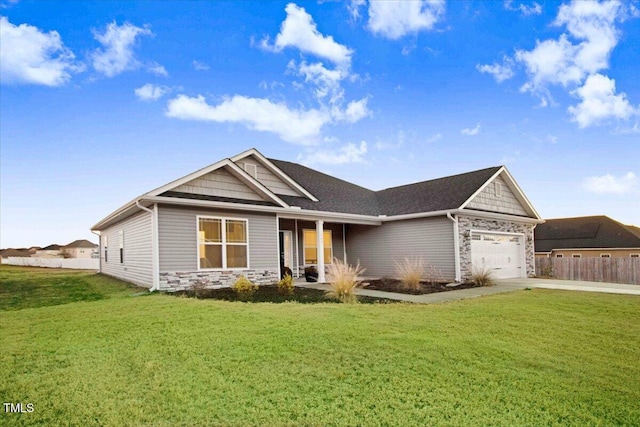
[362,278,482,295]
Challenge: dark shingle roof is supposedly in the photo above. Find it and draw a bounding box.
[64,239,98,249]
[41,244,62,251]
[270,159,502,216]
[534,216,640,252]
[0,249,31,257]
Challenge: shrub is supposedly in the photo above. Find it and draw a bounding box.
[232,275,258,300]
[277,274,295,296]
[325,258,366,304]
[395,257,425,291]
[471,267,495,287]
[540,265,554,278]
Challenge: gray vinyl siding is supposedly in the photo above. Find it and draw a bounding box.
[101,211,153,287]
[158,205,277,272]
[346,216,455,280]
[467,175,528,216]
[173,167,265,201]
[237,155,301,196]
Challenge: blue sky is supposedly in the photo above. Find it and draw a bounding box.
[1,0,639,248]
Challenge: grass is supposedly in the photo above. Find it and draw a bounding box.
[0,265,145,310]
[1,265,639,426]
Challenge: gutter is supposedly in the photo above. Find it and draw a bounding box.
[447,212,462,282]
[136,201,160,291]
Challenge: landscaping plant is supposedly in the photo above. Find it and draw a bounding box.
[277,274,295,296]
[395,256,425,291]
[471,266,496,287]
[232,275,258,300]
[325,258,366,303]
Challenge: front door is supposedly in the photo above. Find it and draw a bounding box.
[279,230,293,277]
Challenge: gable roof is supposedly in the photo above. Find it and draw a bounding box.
[40,244,62,251]
[534,216,640,252]
[64,239,98,249]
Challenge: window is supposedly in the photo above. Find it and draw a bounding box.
[572,254,582,258]
[555,254,564,258]
[631,254,639,258]
[243,163,257,179]
[119,230,124,263]
[303,229,332,265]
[600,254,611,258]
[104,236,108,263]
[198,217,248,269]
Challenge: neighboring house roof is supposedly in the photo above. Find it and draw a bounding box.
[40,244,62,251]
[92,148,541,231]
[534,216,640,252]
[64,239,98,249]
[0,249,31,257]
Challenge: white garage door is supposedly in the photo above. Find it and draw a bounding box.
[471,232,524,279]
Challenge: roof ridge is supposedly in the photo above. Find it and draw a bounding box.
[375,165,502,193]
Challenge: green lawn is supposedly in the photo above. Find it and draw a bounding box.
[1,265,639,426]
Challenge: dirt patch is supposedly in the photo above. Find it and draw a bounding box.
[362,278,482,295]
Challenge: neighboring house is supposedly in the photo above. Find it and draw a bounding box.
[62,239,99,259]
[0,249,32,259]
[35,244,63,258]
[535,216,640,259]
[91,148,542,291]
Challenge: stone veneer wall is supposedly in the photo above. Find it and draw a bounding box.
[159,269,279,292]
[458,215,535,280]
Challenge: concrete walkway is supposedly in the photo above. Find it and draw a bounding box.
[295,278,640,304]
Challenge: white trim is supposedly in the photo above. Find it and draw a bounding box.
[459,167,542,220]
[196,215,250,271]
[315,221,326,283]
[600,253,611,258]
[447,213,461,282]
[231,148,319,201]
[295,219,300,278]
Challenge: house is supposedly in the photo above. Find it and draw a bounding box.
[91,148,542,291]
[535,216,640,259]
[62,239,99,259]
[35,244,63,258]
[0,248,32,259]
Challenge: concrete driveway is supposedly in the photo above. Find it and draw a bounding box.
[498,278,640,296]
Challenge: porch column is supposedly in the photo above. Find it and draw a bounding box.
[316,220,325,283]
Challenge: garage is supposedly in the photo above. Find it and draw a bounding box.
[471,232,524,279]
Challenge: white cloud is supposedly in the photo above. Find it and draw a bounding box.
[426,133,442,143]
[290,60,346,103]
[165,94,330,145]
[504,1,542,16]
[476,57,515,83]
[261,3,352,66]
[461,123,481,136]
[135,83,170,101]
[192,60,210,71]
[568,74,636,128]
[348,0,366,20]
[300,141,368,165]
[0,16,82,86]
[91,21,154,77]
[333,97,371,123]
[147,62,168,76]
[515,0,623,100]
[367,0,445,40]
[584,172,638,195]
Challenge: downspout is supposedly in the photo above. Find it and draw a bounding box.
[136,201,160,291]
[91,230,101,273]
[447,212,462,282]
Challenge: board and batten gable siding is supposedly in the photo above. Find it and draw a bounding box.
[346,216,456,280]
[101,211,153,287]
[172,167,266,201]
[236,155,301,197]
[157,205,278,272]
[466,175,528,216]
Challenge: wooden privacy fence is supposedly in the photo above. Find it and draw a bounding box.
[536,257,640,285]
